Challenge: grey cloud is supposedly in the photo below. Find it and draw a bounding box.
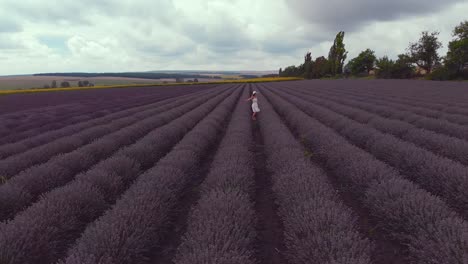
[136,43,195,58]
[288,0,465,31]
[0,36,23,50]
[0,0,466,75]
[261,38,310,54]
[1,0,109,25]
[0,18,22,33]
[260,27,331,54]
[179,16,253,53]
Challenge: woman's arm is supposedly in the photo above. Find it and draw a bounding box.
[246,96,252,101]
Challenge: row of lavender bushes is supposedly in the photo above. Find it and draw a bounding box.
[174,88,257,264]
[260,87,468,264]
[0,87,236,264]
[270,86,468,218]
[0,84,215,144]
[0,85,220,178]
[0,86,229,221]
[60,87,241,264]
[319,81,468,114]
[292,82,468,130]
[287,80,468,113]
[257,88,372,264]
[0,83,216,115]
[282,85,468,165]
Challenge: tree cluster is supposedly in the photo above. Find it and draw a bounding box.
[279,31,348,79]
[279,20,468,81]
[43,80,94,89]
[78,80,93,87]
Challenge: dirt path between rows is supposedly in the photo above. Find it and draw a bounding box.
[252,120,288,264]
[148,143,219,264]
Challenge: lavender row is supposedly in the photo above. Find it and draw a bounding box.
[282,80,468,117]
[0,83,215,114]
[294,82,468,126]
[0,102,82,125]
[0,86,229,221]
[0,85,214,147]
[0,84,216,139]
[60,87,242,264]
[0,89,156,120]
[359,90,468,115]
[174,88,257,264]
[261,87,468,264]
[0,90,148,135]
[279,86,468,166]
[0,85,217,159]
[0,93,175,156]
[287,83,468,141]
[324,80,468,112]
[0,85,217,158]
[293,79,468,110]
[318,84,468,125]
[257,86,372,263]
[271,86,468,217]
[0,86,237,264]
[312,80,468,111]
[0,96,147,143]
[0,87,221,179]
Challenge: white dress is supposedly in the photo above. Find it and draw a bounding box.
[252,97,260,113]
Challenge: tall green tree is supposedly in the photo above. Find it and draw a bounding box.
[407,31,442,73]
[376,54,414,79]
[394,54,415,79]
[303,51,313,79]
[446,21,468,75]
[375,56,394,79]
[311,56,329,78]
[282,65,301,77]
[328,31,348,75]
[60,81,70,88]
[454,20,468,39]
[347,49,376,75]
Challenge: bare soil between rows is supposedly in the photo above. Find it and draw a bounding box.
[252,120,288,264]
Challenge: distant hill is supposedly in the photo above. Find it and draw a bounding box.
[148,70,277,76]
[34,72,222,80]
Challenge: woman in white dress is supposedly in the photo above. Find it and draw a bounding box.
[246,91,260,120]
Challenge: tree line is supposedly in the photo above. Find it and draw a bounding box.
[279,20,468,81]
[43,80,94,89]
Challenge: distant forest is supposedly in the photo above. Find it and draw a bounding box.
[280,20,468,81]
[34,72,222,80]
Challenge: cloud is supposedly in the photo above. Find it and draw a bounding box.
[0,18,22,33]
[67,36,119,59]
[0,0,467,75]
[37,35,69,53]
[0,35,22,49]
[339,1,468,61]
[288,0,466,31]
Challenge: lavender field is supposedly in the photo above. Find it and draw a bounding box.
[0,80,467,264]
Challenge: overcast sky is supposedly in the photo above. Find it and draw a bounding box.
[0,0,467,75]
